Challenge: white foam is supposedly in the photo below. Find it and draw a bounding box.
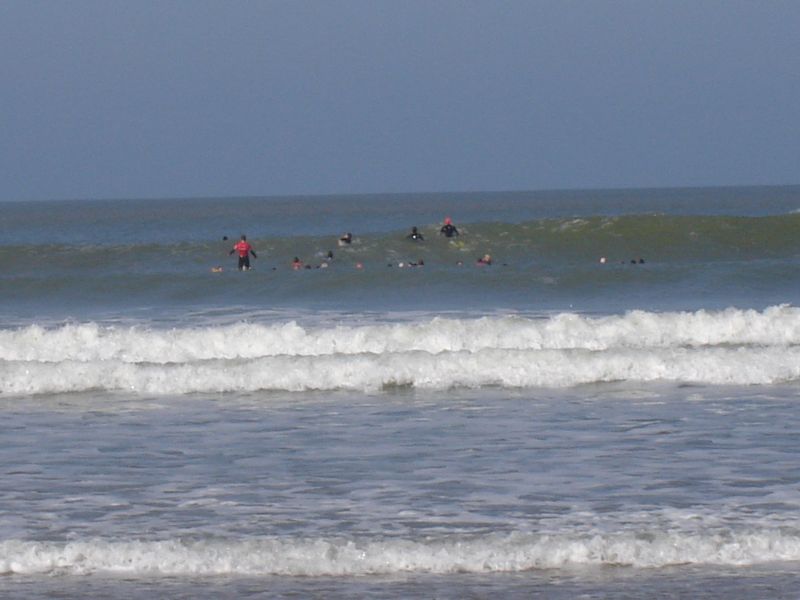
[3,345,800,395]
[2,530,800,576]
[2,306,800,395]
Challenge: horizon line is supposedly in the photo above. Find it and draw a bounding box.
[2,182,799,204]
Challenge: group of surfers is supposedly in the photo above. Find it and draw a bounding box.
[220,217,493,272]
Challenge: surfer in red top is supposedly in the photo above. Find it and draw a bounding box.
[229,234,258,270]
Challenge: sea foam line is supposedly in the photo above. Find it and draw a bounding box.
[2,530,800,576]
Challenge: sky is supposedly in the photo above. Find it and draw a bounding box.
[1,0,799,201]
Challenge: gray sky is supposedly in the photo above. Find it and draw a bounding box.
[1,0,798,201]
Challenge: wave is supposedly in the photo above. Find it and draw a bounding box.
[3,529,800,576]
[1,306,799,395]
[2,213,800,272]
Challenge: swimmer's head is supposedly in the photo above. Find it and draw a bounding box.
[240,234,247,241]
[444,217,452,225]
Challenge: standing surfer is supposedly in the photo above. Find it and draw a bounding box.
[439,217,459,238]
[229,234,257,270]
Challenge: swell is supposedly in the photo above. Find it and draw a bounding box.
[2,214,799,272]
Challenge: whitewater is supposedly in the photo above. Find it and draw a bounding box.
[3,306,800,395]
[5,529,800,576]
[2,187,800,598]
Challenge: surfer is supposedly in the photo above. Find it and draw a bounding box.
[476,254,492,266]
[292,257,304,270]
[338,232,353,246]
[407,226,424,241]
[313,250,333,269]
[439,217,459,238]
[229,235,257,270]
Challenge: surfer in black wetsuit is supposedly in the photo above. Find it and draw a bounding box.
[439,217,459,238]
[407,226,424,241]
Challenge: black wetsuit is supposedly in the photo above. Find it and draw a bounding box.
[440,224,459,238]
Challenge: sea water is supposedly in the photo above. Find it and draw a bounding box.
[1,186,800,598]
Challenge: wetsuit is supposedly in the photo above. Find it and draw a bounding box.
[232,240,257,270]
[440,224,459,238]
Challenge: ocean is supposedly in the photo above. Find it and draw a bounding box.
[1,186,800,598]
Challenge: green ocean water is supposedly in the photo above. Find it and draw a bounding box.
[1,186,799,320]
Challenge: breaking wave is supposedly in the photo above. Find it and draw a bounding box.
[2,305,799,395]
